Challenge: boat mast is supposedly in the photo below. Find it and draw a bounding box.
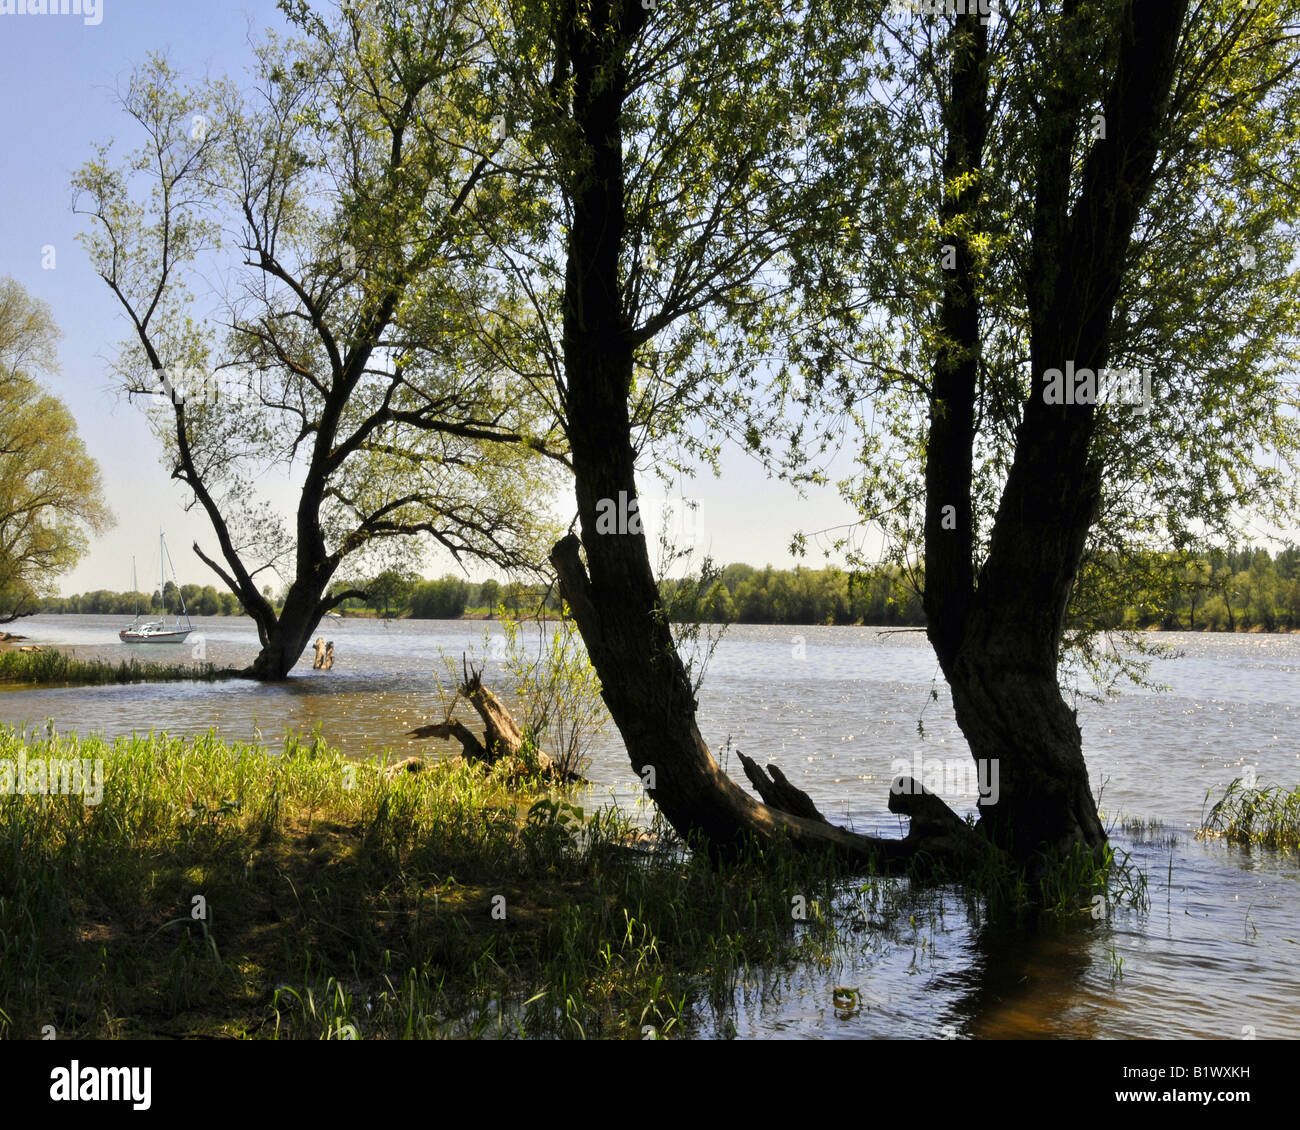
[161,532,191,627]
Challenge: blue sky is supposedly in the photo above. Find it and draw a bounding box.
[0,0,867,595]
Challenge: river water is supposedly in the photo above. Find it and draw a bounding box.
[3,614,1297,1039]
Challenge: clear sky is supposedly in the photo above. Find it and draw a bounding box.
[0,0,869,596]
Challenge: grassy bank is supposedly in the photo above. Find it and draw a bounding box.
[0,649,219,686]
[0,727,1158,1039]
[0,727,886,1039]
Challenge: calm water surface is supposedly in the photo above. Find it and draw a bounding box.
[4,614,1297,1039]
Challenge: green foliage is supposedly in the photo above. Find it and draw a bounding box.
[662,561,925,626]
[805,1,1300,685]
[366,570,417,618]
[0,278,112,623]
[408,575,470,620]
[1201,778,1300,851]
[0,651,218,686]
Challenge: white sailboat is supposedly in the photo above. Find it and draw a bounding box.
[120,532,194,644]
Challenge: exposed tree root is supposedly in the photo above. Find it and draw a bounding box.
[737,753,829,824]
[549,533,992,871]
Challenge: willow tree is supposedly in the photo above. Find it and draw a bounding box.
[477,0,960,862]
[0,279,112,622]
[487,0,1300,870]
[73,1,564,679]
[824,0,1300,861]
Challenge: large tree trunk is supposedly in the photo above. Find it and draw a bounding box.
[547,1,980,869]
[945,624,1106,861]
[921,1,1187,866]
[246,577,334,681]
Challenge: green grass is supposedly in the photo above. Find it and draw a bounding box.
[0,649,218,686]
[1200,778,1300,850]
[0,726,889,1039]
[0,725,1169,1039]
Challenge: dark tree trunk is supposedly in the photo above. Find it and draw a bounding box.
[546,0,980,868]
[247,582,328,680]
[923,3,1187,865]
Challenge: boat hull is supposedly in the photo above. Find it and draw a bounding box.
[119,629,194,644]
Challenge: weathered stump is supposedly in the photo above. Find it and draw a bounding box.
[407,661,582,783]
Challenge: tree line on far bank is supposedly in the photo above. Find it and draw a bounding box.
[33,545,1300,631]
[666,547,1300,630]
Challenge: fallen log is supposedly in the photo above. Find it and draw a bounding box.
[738,750,985,864]
[385,755,426,779]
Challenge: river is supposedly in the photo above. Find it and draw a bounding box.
[3,613,1297,1038]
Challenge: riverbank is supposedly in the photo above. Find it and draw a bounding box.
[0,727,885,1039]
[0,646,221,686]
[3,618,1298,1038]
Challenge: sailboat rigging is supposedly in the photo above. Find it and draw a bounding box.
[119,532,194,644]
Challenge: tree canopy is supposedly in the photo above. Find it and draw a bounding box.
[0,278,111,623]
[73,2,565,676]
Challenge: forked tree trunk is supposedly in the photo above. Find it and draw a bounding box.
[920,3,1186,866]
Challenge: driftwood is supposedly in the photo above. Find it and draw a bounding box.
[739,752,983,860]
[407,659,582,784]
[738,753,829,824]
[312,638,335,670]
[385,755,426,780]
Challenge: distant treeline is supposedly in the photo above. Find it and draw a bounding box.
[39,582,244,617]
[35,575,554,621]
[658,548,1300,630]
[1091,546,1300,632]
[32,546,1300,630]
[660,562,924,626]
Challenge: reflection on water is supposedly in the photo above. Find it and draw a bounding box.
[3,614,1298,1038]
